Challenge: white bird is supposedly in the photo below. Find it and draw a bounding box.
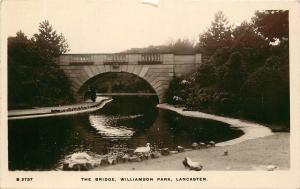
[134,143,151,154]
[182,157,203,171]
[70,152,92,164]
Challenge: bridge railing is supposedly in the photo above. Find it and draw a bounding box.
[138,53,162,64]
[104,54,129,64]
[59,53,201,66]
[69,55,94,65]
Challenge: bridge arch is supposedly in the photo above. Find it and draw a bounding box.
[67,64,173,103]
[77,71,160,102]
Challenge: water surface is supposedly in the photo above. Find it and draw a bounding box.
[8,97,243,170]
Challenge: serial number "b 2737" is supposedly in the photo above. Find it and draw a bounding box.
[16,178,33,181]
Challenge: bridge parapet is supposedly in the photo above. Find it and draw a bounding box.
[104,54,128,64]
[59,53,201,66]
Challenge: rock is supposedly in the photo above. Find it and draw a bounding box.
[116,155,123,163]
[137,153,146,160]
[177,146,185,152]
[191,142,199,149]
[84,163,93,170]
[127,149,135,156]
[206,144,212,148]
[70,163,91,171]
[170,150,178,154]
[161,148,170,156]
[100,157,110,166]
[199,142,206,148]
[129,155,142,162]
[150,151,161,158]
[91,161,101,168]
[121,154,130,163]
[209,141,216,147]
[72,164,80,171]
[135,152,150,160]
[108,157,117,165]
[62,163,71,171]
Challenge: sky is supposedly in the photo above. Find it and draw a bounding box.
[4,0,266,53]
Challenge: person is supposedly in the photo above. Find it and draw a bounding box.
[84,87,92,101]
[91,87,97,102]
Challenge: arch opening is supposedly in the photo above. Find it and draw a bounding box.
[78,72,159,104]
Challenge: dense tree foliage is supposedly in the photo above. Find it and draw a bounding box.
[166,10,289,129]
[8,21,74,108]
[252,10,288,43]
[197,11,232,56]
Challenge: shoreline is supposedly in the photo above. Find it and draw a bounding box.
[98,133,289,170]
[157,103,273,147]
[8,97,112,120]
[94,103,289,171]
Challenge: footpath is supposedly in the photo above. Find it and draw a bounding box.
[8,97,112,120]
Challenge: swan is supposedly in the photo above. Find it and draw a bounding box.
[134,143,151,154]
[182,157,203,171]
[71,152,92,161]
[67,152,93,167]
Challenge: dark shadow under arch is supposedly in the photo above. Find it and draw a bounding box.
[78,72,159,103]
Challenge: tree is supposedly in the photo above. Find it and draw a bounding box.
[217,51,245,93]
[240,56,287,122]
[197,11,232,56]
[169,38,195,54]
[194,63,216,87]
[33,20,69,59]
[166,10,289,128]
[122,38,195,54]
[8,21,74,108]
[252,10,288,43]
[232,21,269,50]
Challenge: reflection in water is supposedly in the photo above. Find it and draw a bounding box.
[89,115,135,138]
[8,96,244,170]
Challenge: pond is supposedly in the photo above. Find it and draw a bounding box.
[8,96,244,170]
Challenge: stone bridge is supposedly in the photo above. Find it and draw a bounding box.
[57,53,202,103]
